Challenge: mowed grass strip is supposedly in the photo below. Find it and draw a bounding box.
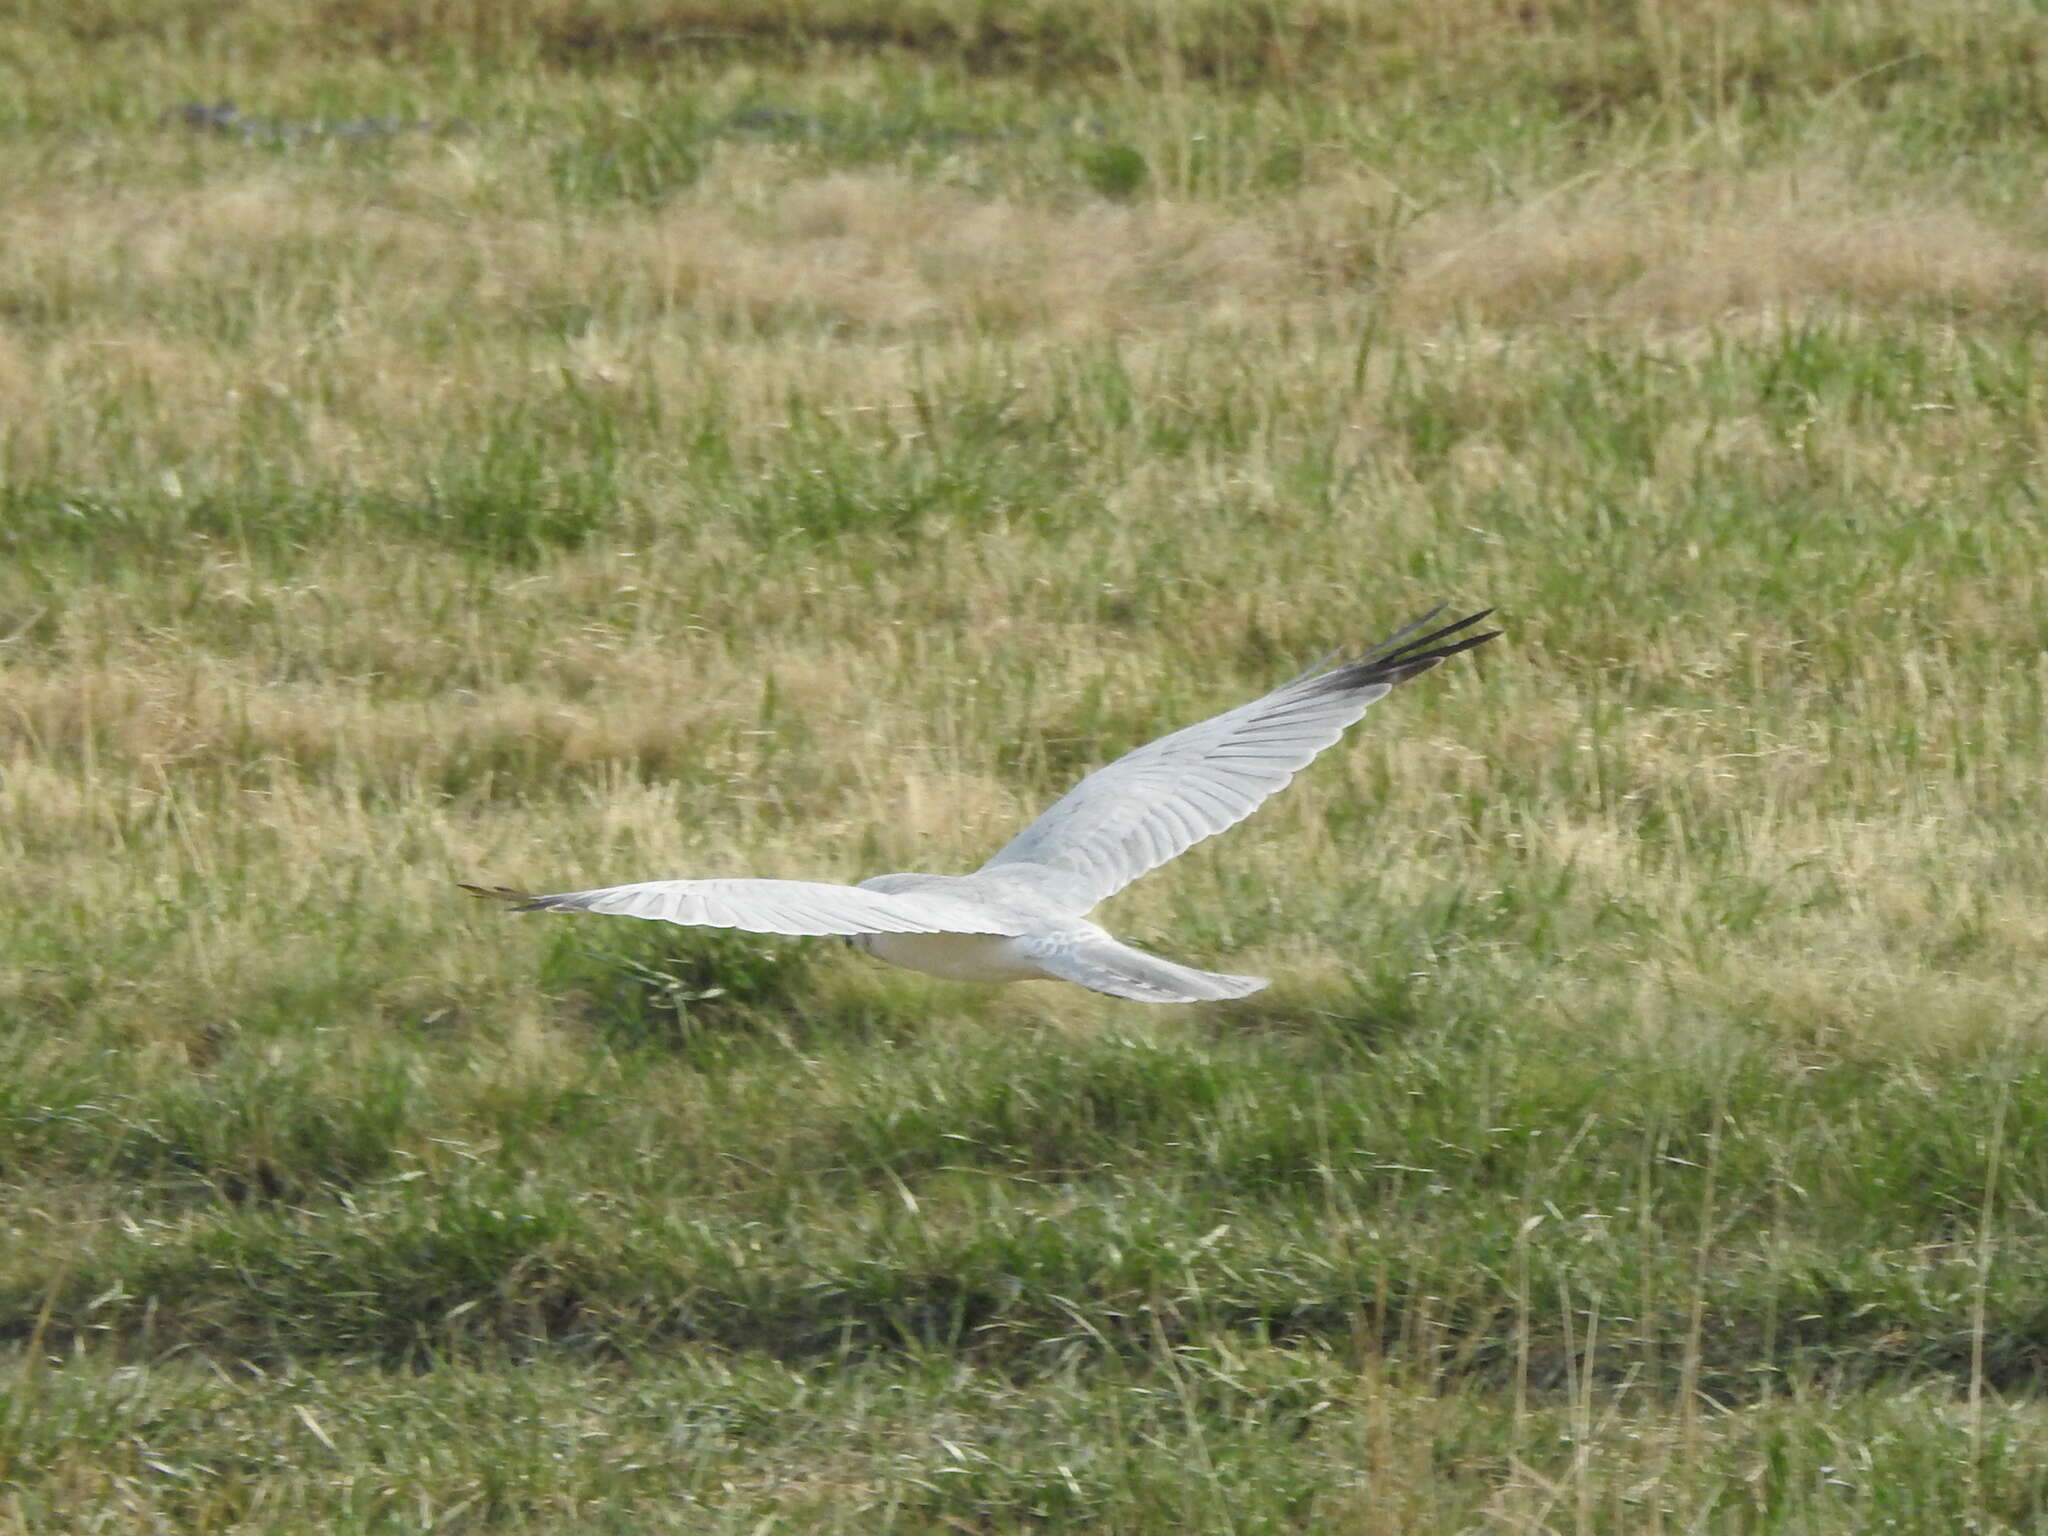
[2,1,2047,1528]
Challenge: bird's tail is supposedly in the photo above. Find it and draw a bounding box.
[1023,932,1268,1004]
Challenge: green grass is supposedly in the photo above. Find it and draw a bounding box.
[3,0,2048,1528]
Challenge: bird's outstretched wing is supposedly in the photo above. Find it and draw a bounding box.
[460,877,1031,937]
[977,607,1500,910]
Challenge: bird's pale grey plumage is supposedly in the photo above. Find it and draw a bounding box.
[464,607,1499,1003]
[460,876,1032,937]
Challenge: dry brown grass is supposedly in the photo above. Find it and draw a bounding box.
[6,145,2044,504]
[1394,166,2048,328]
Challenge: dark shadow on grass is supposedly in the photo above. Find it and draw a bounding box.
[539,922,820,1064]
[1214,959,1438,1060]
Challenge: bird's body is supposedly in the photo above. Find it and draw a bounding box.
[466,606,1499,1004]
[855,929,1048,984]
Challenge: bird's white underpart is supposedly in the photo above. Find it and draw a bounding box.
[464,606,1499,1004]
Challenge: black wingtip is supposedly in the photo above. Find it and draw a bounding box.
[459,882,543,910]
[1316,607,1501,692]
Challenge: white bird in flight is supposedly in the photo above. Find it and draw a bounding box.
[465,606,1499,1004]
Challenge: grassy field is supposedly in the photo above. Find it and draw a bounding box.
[4,0,2048,1528]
